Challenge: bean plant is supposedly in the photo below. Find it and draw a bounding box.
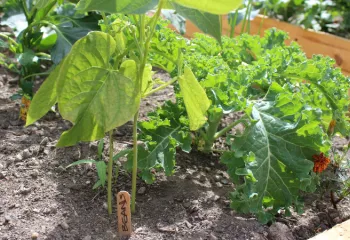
[0,0,100,119]
[26,0,242,214]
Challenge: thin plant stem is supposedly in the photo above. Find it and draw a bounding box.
[230,9,239,38]
[258,8,267,35]
[131,0,166,213]
[247,2,252,34]
[240,1,251,34]
[21,72,50,81]
[143,78,177,98]
[101,12,114,215]
[0,33,18,47]
[131,111,139,213]
[107,130,114,215]
[214,119,248,140]
[21,0,30,21]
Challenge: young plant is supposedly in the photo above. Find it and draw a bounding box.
[0,0,100,119]
[66,139,108,190]
[26,0,243,214]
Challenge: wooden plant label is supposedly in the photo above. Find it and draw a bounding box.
[117,191,132,236]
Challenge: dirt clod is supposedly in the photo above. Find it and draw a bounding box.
[268,222,295,240]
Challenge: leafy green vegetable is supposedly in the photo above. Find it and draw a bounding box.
[222,83,329,222]
[128,100,191,183]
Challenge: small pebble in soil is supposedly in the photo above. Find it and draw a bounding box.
[209,233,218,240]
[215,182,223,188]
[19,186,31,195]
[22,149,32,159]
[268,222,294,240]
[5,157,14,168]
[0,171,6,179]
[138,186,147,195]
[30,170,39,178]
[199,175,206,183]
[40,137,49,145]
[185,174,192,180]
[43,149,50,155]
[221,179,229,185]
[59,221,69,230]
[15,153,23,162]
[82,236,92,240]
[31,232,39,239]
[212,195,220,202]
[183,202,191,208]
[103,202,108,210]
[213,175,221,182]
[4,215,12,224]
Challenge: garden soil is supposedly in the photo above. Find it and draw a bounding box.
[0,67,350,240]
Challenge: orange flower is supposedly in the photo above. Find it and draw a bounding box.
[312,153,330,173]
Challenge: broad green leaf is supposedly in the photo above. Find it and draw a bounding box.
[66,159,97,168]
[28,32,140,146]
[26,61,64,126]
[224,83,330,222]
[178,66,210,130]
[76,0,159,14]
[96,161,107,186]
[51,14,100,64]
[173,3,222,44]
[172,0,242,14]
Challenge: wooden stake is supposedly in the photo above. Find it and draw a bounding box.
[117,191,132,236]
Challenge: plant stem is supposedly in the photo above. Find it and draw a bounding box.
[130,0,166,214]
[258,8,267,35]
[107,130,114,215]
[0,33,18,47]
[203,110,224,153]
[246,1,252,34]
[214,118,248,140]
[143,77,177,98]
[36,52,51,59]
[230,9,239,38]
[131,111,139,213]
[241,1,251,34]
[21,72,50,81]
[21,0,30,22]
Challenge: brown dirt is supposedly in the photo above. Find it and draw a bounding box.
[0,66,350,240]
